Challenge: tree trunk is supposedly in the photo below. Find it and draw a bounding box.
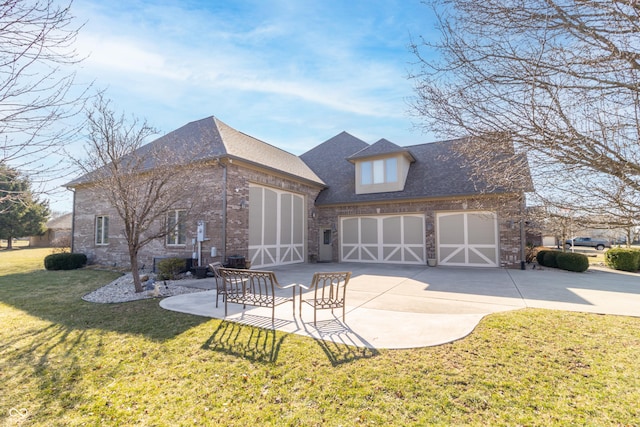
[6,235,13,250]
[130,252,144,293]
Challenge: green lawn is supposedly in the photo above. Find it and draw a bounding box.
[1,249,639,426]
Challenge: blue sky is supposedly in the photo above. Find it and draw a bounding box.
[50,0,438,211]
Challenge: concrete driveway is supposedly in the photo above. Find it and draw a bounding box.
[160,263,640,349]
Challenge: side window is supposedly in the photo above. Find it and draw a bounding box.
[323,229,331,245]
[95,216,109,245]
[166,210,187,246]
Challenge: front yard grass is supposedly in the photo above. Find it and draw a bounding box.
[1,248,639,425]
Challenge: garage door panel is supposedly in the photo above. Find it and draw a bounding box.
[293,196,303,244]
[437,211,498,267]
[362,246,378,260]
[383,246,400,261]
[404,216,424,245]
[264,189,278,244]
[441,246,465,264]
[468,214,496,244]
[383,217,401,244]
[341,215,425,264]
[469,247,496,264]
[343,219,359,244]
[361,218,378,244]
[343,245,358,261]
[403,247,423,263]
[280,194,292,244]
[248,187,263,246]
[249,185,305,268]
[439,213,465,244]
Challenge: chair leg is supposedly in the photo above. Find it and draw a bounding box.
[292,288,296,316]
[299,288,303,317]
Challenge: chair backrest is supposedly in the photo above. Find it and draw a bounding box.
[208,262,222,278]
[310,271,351,304]
[218,268,278,297]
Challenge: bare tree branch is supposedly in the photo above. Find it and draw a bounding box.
[411,0,640,231]
[72,95,209,292]
[0,0,88,202]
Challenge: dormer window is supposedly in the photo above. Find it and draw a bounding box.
[354,154,413,194]
[361,158,398,185]
[348,138,416,195]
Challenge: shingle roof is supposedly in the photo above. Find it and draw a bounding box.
[300,132,370,202]
[347,138,415,162]
[213,118,323,184]
[67,116,324,187]
[301,135,532,205]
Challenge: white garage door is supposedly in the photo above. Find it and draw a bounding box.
[249,185,305,268]
[437,211,498,267]
[341,214,425,264]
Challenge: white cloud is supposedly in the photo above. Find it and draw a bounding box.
[74,0,417,118]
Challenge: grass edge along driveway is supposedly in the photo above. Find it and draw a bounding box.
[1,248,639,426]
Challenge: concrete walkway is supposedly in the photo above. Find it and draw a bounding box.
[160,263,640,349]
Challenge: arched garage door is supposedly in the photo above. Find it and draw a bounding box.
[341,214,425,264]
[249,185,305,268]
[436,211,498,267]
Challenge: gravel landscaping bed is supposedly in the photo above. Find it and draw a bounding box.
[82,273,210,303]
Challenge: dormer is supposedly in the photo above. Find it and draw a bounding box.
[348,139,415,194]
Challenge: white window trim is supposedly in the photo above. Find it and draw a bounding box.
[95,215,109,246]
[356,155,408,195]
[166,210,187,246]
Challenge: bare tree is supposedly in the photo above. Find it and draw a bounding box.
[0,0,87,203]
[74,95,207,293]
[410,0,640,221]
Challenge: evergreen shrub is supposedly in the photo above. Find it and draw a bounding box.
[44,253,87,270]
[536,249,552,266]
[556,252,589,272]
[542,250,560,268]
[157,257,187,280]
[605,248,640,272]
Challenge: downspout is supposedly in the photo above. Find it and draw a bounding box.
[520,196,526,270]
[70,187,76,253]
[221,159,227,264]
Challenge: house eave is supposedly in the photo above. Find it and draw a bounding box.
[314,191,525,208]
[222,155,326,188]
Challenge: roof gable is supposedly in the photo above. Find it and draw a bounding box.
[215,118,323,184]
[347,138,414,162]
[300,132,369,204]
[67,116,324,187]
[302,134,531,205]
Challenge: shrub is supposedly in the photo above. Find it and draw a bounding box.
[157,257,187,280]
[536,249,551,266]
[44,253,87,270]
[556,252,589,272]
[542,250,560,268]
[605,248,640,272]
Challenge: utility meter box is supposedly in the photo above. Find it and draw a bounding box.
[197,221,205,242]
